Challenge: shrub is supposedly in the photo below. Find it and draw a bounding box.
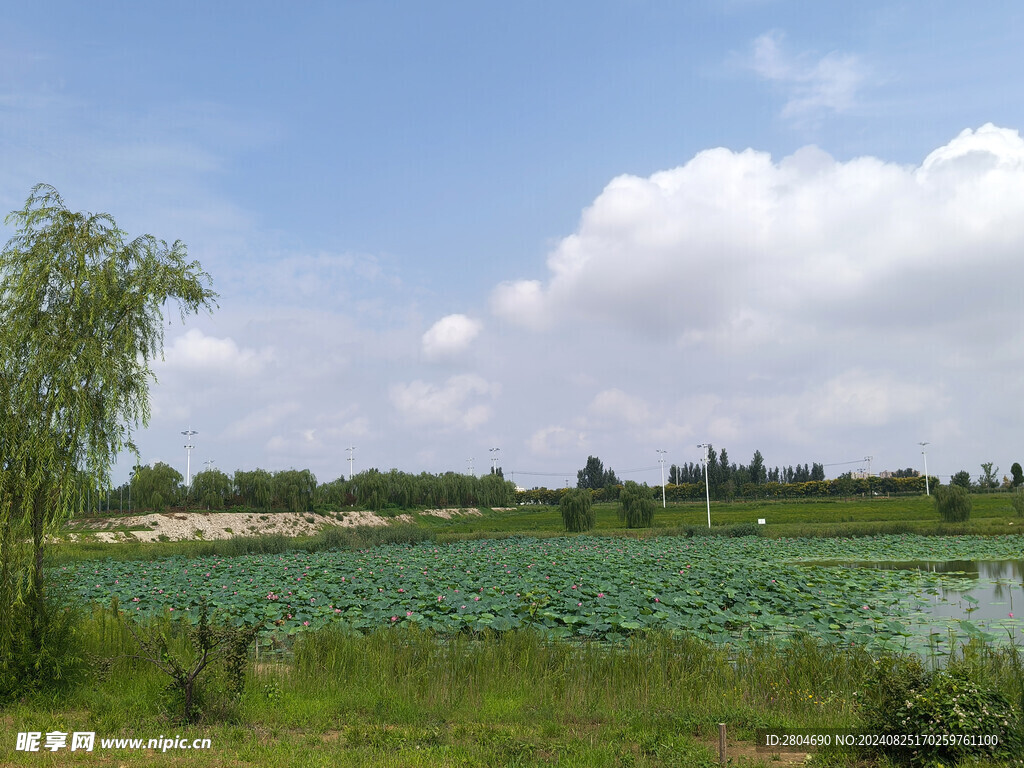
[122,599,258,723]
[933,484,972,522]
[0,588,86,703]
[861,655,1022,765]
[618,481,654,529]
[559,489,594,532]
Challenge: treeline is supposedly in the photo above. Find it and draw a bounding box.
[667,447,827,494]
[87,465,516,514]
[517,474,935,506]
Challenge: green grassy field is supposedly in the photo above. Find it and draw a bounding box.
[4,494,1022,767]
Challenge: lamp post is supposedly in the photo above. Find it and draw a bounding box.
[919,442,930,496]
[656,449,667,508]
[347,446,356,479]
[698,443,711,528]
[467,457,474,476]
[181,428,197,488]
[490,447,500,474]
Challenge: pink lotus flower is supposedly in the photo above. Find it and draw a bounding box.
[597,593,605,598]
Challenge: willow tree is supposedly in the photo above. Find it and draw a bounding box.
[0,184,216,671]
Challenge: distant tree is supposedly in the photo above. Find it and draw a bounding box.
[718,449,732,487]
[316,477,349,507]
[577,456,620,490]
[978,463,1000,490]
[234,469,273,510]
[560,488,594,532]
[893,468,920,478]
[489,465,504,479]
[1011,462,1023,489]
[810,463,826,481]
[933,484,972,523]
[131,463,183,512]
[618,481,655,529]
[188,469,232,510]
[272,469,317,513]
[951,470,973,489]
[749,450,767,485]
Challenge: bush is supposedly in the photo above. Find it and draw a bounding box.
[559,488,594,532]
[122,599,258,723]
[933,484,972,522]
[0,589,86,702]
[861,655,1022,765]
[618,481,654,529]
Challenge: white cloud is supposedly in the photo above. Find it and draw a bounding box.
[164,328,273,375]
[488,124,1024,351]
[390,374,499,431]
[491,279,548,330]
[589,388,652,426]
[528,426,588,458]
[805,370,947,429]
[223,401,302,439]
[421,314,483,361]
[750,31,866,121]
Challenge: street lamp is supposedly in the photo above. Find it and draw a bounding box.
[698,443,711,528]
[656,449,667,508]
[467,457,474,476]
[347,446,356,479]
[181,428,198,488]
[919,442,930,496]
[490,447,501,474]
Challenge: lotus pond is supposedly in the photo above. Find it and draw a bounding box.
[61,534,1024,655]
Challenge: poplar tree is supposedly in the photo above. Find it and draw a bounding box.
[0,184,216,670]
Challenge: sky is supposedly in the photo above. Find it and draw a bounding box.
[2,2,1024,489]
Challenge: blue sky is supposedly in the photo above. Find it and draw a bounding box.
[3,2,1024,489]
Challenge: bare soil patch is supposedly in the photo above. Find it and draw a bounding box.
[66,509,391,543]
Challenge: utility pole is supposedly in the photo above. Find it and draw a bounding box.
[467,457,475,476]
[182,428,198,488]
[698,444,711,528]
[204,458,215,473]
[657,449,667,508]
[489,447,501,474]
[919,442,930,496]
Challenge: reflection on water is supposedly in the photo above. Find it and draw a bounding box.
[805,559,1023,650]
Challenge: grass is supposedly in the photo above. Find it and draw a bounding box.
[3,607,1023,766]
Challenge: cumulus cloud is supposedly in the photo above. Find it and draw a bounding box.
[421,314,483,361]
[164,328,273,375]
[750,30,866,121]
[390,374,499,431]
[488,124,1024,352]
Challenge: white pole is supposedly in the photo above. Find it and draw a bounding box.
[347,446,355,479]
[490,447,500,474]
[657,449,667,508]
[699,444,711,528]
[919,442,930,496]
[182,428,198,488]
